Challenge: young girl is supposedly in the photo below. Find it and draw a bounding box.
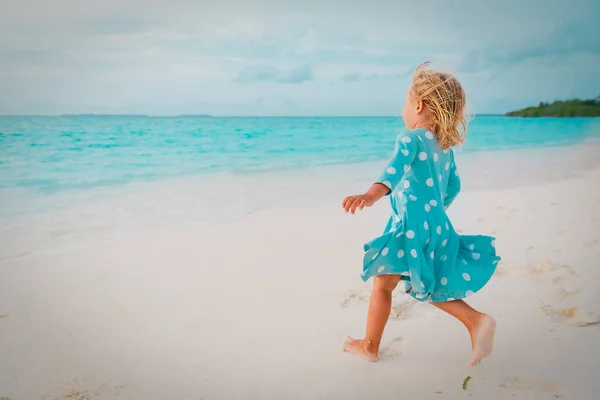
[342,62,500,366]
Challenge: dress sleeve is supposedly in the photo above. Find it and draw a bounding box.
[443,150,461,208]
[375,131,419,194]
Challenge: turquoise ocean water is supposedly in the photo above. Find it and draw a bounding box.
[1,115,599,195]
[1,115,599,256]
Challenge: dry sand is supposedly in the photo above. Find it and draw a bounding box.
[1,143,599,399]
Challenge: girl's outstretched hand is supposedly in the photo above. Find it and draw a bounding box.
[343,183,389,214]
[342,193,375,214]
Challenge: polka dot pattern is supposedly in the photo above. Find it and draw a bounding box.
[364,128,499,303]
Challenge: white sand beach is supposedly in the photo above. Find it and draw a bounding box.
[1,143,600,399]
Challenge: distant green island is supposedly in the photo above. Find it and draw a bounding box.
[506,97,600,117]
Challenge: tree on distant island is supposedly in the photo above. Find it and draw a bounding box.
[506,96,600,117]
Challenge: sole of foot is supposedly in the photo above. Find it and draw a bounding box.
[469,314,496,366]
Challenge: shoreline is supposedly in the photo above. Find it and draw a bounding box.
[1,142,599,261]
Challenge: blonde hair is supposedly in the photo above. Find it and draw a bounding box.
[409,61,468,149]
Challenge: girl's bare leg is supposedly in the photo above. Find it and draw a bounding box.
[343,275,401,362]
[431,299,496,366]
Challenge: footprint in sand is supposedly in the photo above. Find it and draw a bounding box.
[552,287,580,301]
[528,261,576,279]
[40,380,123,400]
[539,303,600,328]
[341,290,370,308]
[390,295,426,320]
[529,260,552,275]
[547,267,581,299]
[500,376,566,398]
[380,336,406,357]
[540,304,579,322]
[389,306,410,321]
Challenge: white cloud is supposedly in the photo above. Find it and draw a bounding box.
[1,0,599,115]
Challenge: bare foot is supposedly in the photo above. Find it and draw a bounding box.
[343,337,379,362]
[469,314,496,366]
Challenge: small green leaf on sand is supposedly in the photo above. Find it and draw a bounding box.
[435,390,443,394]
[462,376,471,390]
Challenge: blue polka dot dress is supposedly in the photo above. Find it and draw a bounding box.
[362,128,500,302]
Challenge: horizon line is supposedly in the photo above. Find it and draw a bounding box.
[0,113,507,118]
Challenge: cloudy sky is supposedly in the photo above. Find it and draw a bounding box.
[1,0,599,115]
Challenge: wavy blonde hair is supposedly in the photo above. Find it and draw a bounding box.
[409,61,468,149]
